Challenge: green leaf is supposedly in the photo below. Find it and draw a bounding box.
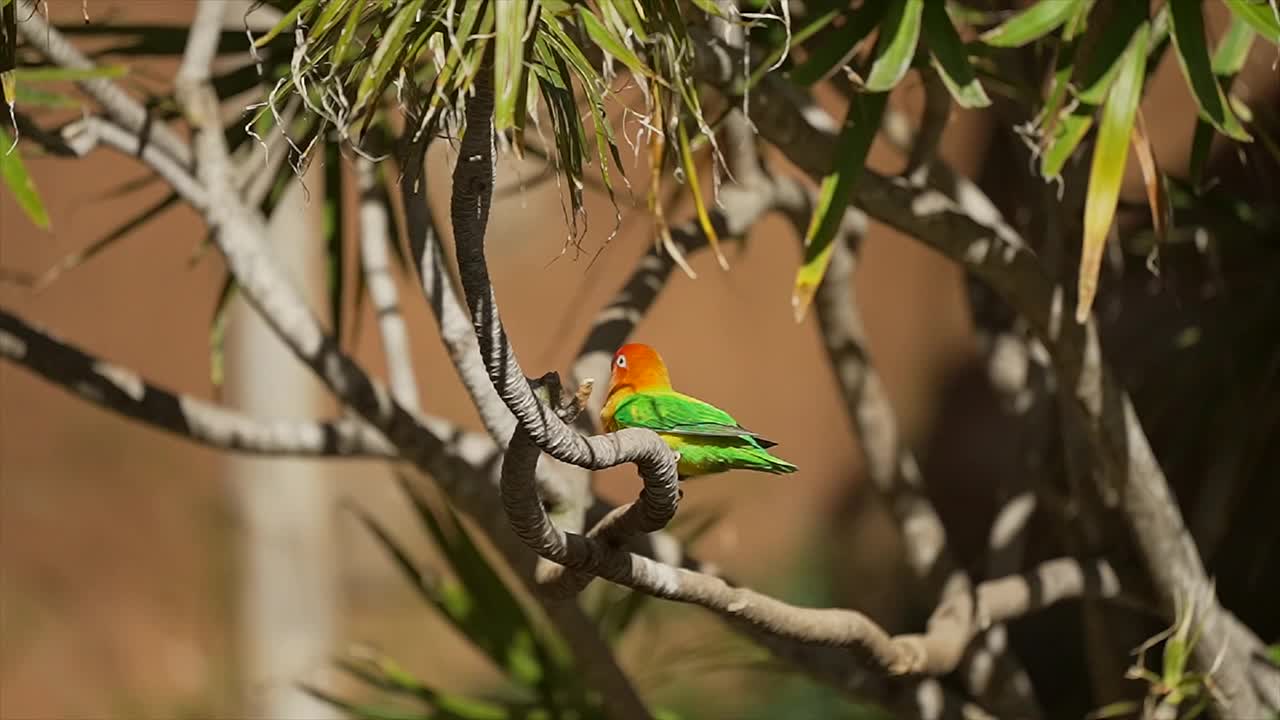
[576,5,649,79]
[254,0,318,48]
[1075,2,1149,105]
[749,7,840,88]
[864,0,924,92]
[604,0,649,42]
[687,0,724,18]
[308,0,355,43]
[345,502,441,605]
[300,685,430,720]
[1086,700,1142,720]
[13,65,129,81]
[788,5,887,86]
[921,1,990,108]
[1040,107,1094,180]
[792,91,887,322]
[676,121,727,270]
[981,0,1084,48]
[354,0,425,114]
[1168,0,1250,141]
[1078,20,1150,323]
[0,126,50,229]
[532,36,586,216]
[1188,117,1214,188]
[1265,643,1280,667]
[1223,0,1280,44]
[396,475,569,693]
[494,0,530,131]
[338,654,520,720]
[331,0,368,68]
[1212,13,1257,75]
[13,84,76,108]
[208,272,236,390]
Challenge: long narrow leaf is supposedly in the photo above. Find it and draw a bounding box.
[254,0,319,48]
[300,685,429,720]
[395,475,563,692]
[921,1,990,108]
[1131,108,1171,253]
[1040,108,1094,180]
[208,271,236,391]
[13,65,128,81]
[864,0,924,92]
[792,91,887,322]
[345,501,440,603]
[788,5,886,86]
[1168,0,1250,141]
[749,8,839,89]
[1078,21,1150,323]
[494,0,530,131]
[1212,13,1257,76]
[1223,0,1280,44]
[577,5,649,79]
[981,0,1083,48]
[338,654,518,720]
[0,126,50,229]
[1075,2,1149,105]
[676,122,727,271]
[354,0,425,113]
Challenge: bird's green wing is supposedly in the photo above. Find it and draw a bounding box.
[612,392,778,448]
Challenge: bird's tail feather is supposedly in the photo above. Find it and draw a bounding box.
[751,449,797,475]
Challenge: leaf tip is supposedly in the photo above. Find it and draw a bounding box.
[791,284,815,323]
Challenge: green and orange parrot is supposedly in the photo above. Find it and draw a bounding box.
[602,343,798,479]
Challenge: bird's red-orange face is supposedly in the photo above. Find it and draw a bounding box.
[608,343,670,393]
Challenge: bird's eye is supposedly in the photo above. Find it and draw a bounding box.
[615,355,627,368]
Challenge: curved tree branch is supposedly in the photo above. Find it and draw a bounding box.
[505,420,1121,680]
[396,131,577,513]
[448,67,680,542]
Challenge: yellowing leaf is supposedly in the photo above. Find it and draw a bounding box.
[1078,21,1150,324]
[494,0,531,131]
[1131,108,1171,252]
[792,92,887,322]
[676,122,727,271]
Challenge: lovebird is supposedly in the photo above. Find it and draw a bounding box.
[601,343,798,479]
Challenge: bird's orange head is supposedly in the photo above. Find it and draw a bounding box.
[608,343,672,395]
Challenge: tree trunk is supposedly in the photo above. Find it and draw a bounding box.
[225,170,340,719]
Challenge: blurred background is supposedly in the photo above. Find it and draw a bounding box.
[2,2,1279,719]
